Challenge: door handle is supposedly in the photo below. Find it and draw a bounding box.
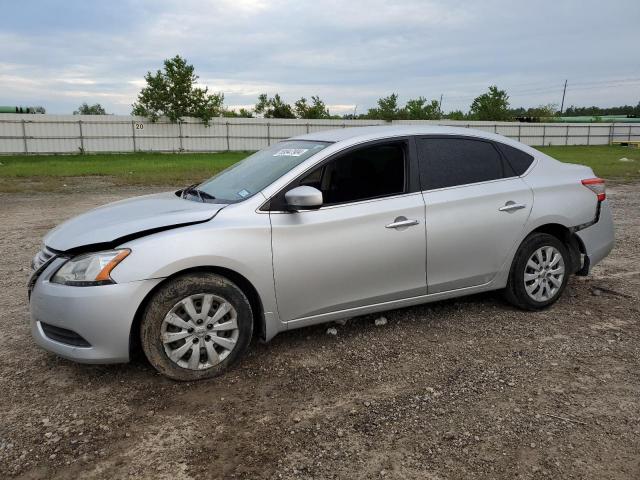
[499,202,526,212]
[385,218,419,229]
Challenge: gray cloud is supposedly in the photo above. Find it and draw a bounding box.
[1,0,639,114]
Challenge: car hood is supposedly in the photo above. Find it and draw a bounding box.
[44,191,226,252]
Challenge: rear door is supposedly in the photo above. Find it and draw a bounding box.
[416,136,533,293]
[269,139,427,322]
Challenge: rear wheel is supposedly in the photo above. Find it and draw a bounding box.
[140,273,253,381]
[504,233,569,310]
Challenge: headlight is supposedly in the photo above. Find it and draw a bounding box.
[51,249,130,286]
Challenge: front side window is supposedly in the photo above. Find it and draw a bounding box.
[197,140,330,202]
[417,137,506,190]
[298,142,406,205]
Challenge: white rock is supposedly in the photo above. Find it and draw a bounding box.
[326,327,338,336]
[374,316,387,326]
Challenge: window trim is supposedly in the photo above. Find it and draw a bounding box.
[415,134,520,192]
[262,137,420,212]
[493,141,537,177]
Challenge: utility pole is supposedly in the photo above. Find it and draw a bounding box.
[560,79,567,115]
[439,94,443,116]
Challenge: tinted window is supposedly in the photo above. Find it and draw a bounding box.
[496,143,534,175]
[299,142,406,205]
[417,137,505,190]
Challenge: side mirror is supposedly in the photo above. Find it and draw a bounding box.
[284,186,323,211]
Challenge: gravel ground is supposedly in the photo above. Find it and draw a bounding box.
[0,183,638,479]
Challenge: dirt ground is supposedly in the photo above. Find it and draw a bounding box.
[0,182,638,479]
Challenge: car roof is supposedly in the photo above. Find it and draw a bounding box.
[292,124,536,153]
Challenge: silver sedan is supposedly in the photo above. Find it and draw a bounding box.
[29,126,614,380]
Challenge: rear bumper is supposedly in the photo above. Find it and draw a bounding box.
[29,258,163,364]
[576,200,615,273]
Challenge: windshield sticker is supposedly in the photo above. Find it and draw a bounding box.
[273,148,309,157]
[237,189,250,198]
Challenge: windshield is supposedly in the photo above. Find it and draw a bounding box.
[196,140,330,202]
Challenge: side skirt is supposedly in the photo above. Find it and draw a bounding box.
[285,280,505,331]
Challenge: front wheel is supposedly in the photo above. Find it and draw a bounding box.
[504,233,570,310]
[140,273,253,381]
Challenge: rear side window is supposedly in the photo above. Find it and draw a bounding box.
[496,143,535,175]
[417,137,505,190]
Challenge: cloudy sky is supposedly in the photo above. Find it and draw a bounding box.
[1,0,639,115]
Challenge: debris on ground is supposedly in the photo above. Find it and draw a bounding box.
[374,316,388,326]
[326,327,338,336]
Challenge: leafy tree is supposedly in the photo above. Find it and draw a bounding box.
[508,104,558,120]
[507,107,526,117]
[564,102,640,117]
[366,93,404,121]
[131,55,224,125]
[223,108,254,118]
[469,85,510,121]
[254,93,295,118]
[294,96,330,119]
[404,97,441,120]
[527,103,558,118]
[74,102,107,115]
[444,110,468,120]
[444,110,467,120]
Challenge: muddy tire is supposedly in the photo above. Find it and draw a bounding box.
[140,273,253,381]
[504,233,570,310]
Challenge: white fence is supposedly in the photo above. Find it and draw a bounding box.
[0,114,639,155]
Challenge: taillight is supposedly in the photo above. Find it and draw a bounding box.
[581,178,606,202]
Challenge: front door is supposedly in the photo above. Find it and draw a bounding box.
[269,140,427,322]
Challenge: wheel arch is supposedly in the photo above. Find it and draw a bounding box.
[129,266,266,359]
[524,223,583,273]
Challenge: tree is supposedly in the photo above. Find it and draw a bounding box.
[469,85,510,121]
[366,93,404,120]
[564,102,640,117]
[131,55,224,125]
[404,97,441,120]
[254,93,295,118]
[527,103,558,118]
[74,102,107,115]
[445,110,467,120]
[223,108,254,118]
[294,96,330,119]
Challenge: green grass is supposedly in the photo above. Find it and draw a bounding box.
[536,145,640,180]
[0,151,251,192]
[0,146,638,193]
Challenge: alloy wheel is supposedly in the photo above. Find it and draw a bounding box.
[523,246,565,302]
